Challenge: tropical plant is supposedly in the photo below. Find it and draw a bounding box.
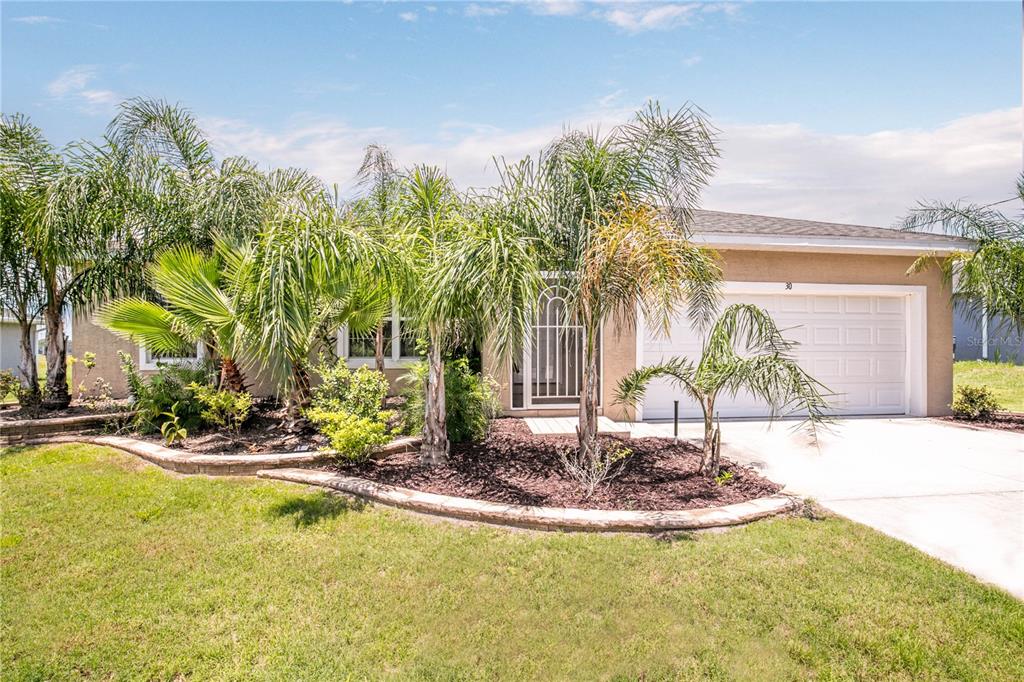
[189,383,253,433]
[305,409,391,461]
[96,241,250,392]
[116,350,209,434]
[398,166,541,464]
[950,384,1002,421]
[497,102,722,487]
[309,360,390,420]
[160,403,189,446]
[399,357,500,444]
[901,174,1024,331]
[616,303,832,477]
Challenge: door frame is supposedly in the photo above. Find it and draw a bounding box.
[634,281,928,420]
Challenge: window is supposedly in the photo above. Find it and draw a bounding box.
[139,343,204,371]
[339,303,418,367]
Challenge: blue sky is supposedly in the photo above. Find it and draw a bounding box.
[2,1,1021,225]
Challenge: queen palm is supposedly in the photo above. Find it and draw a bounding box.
[502,101,721,486]
[901,174,1024,331]
[399,166,541,465]
[96,241,250,392]
[616,304,832,477]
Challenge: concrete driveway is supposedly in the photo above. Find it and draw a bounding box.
[631,417,1024,599]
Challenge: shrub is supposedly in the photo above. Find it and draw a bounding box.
[310,360,388,420]
[0,370,20,402]
[189,383,253,433]
[159,402,189,446]
[117,351,210,433]
[306,408,391,461]
[400,358,499,443]
[951,384,1002,421]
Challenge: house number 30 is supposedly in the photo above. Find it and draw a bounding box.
[784,282,793,290]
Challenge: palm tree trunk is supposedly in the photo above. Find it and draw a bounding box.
[17,320,40,403]
[699,398,721,477]
[41,302,70,409]
[577,323,601,467]
[420,326,448,466]
[374,322,386,373]
[285,360,311,432]
[219,356,246,393]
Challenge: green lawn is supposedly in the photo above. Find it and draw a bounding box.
[954,360,1024,412]
[2,445,1022,680]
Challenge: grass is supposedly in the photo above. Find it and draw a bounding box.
[2,445,1023,680]
[954,360,1024,411]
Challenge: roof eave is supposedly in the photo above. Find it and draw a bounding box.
[694,232,972,256]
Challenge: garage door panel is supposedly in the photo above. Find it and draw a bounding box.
[640,293,908,419]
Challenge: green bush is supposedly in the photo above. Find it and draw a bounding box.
[189,384,253,433]
[951,384,1002,421]
[310,360,388,419]
[0,370,20,402]
[117,351,210,433]
[306,408,391,461]
[400,358,499,443]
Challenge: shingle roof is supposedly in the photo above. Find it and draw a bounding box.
[689,209,973,246]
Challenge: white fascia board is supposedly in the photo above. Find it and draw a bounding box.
[693,232,971,256]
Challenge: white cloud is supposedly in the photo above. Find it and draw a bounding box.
[399,11,418,22]
[528,0,583,16]
[11,15,64,24]
[46,65,121,114]
[202,105,1021,227]
[602,3,699,32]
[682,54,703,67]
[597,89,626,108]
[466,3,509,17]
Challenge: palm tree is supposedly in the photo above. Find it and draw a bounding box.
[901,175,1024,331]
[397,166,541,465]
[95,241,250,392]
[616,304,832,477]
[501,101,721,484]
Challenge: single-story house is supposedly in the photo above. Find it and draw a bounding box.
[482,210,971,421]
[72,210,971,420]
[0,315,40,379]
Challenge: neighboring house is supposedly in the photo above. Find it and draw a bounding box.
[72,210,972,418]
[953,309,1023,364]
[0,316,40,378]
[482,210,971,421]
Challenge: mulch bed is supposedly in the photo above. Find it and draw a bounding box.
[329,418,781,511]
[138,411,328,454]
[0,400,132,422]
[938,413,1024,434]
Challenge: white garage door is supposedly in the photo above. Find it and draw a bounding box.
[641,292,908,419]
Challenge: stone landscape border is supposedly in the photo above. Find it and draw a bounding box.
[11,433,798,531]
[0,411,135,446]
[257,468,799,532]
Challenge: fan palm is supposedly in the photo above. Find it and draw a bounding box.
[500,101,721,484]
[616,304,832,477]
[96,241,250,392]
[900,174,1024,331]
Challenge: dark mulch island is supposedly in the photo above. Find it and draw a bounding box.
[331,418,781,511]
[138,411,328,454]
[939,413,1024,434]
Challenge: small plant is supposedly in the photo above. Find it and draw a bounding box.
[0,370,19,402]
[189,383,253,433]
[714,470,734,486]
[159,402,188,446]
[117,351,209,433]
[557,442,633,498]
[306,408,391,461]
[951,384,1002,421]
[309,359,389,419]
[400,358,499,443]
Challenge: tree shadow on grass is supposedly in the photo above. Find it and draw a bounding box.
[267,491,367,528]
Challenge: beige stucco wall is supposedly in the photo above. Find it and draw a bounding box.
[484,249,954,419]
[71,314,410,399]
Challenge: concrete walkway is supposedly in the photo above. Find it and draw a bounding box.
[527,416,1024,598]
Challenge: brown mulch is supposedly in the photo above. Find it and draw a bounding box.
[938,413,1024,434]
[0,400,132,422]
[137,411,328,454]
[329,418,781,511]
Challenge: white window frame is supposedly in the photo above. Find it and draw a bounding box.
[337,302,419,369]
[139,342,205,371]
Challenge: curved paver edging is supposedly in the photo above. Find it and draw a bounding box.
[17,434,422,476]
[257,467,799,532]
[0,411,135,445]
